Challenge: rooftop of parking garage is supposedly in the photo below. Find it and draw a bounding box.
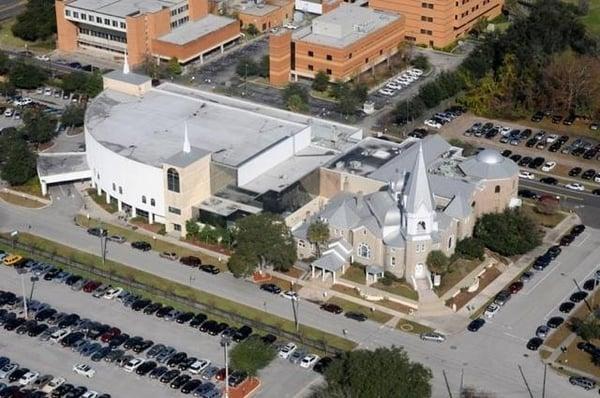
[157,15,237,45]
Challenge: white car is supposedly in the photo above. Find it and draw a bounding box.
[545,134,559,143]
[50,328,71,342]
[484,303,500,318]
[565,183,585,191]
[103,287,123,300]
[300,354,319,369]
[44,87,52,96]
[420,332,446,343]
[281,291,298,300]
[408,68,423,76]
[386,83,402,90]
[82,391,99,398]
[123,358,144,372]
[18,371,39,386]
[499,126,512,136]
[283,23,297,30]
[541,161,556,172]
[424,119,442,129]
[378,88,395,96]
[278,342,297,359]
[73,363,95,378]
[188,359,210,375]
[35,54,50,61]
[519,171,535,180]
[3,108,13,117]
[41,376,66,392]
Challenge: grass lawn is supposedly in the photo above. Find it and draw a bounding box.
[2,233,356,353]
[564,0,600,35]
[76,215,223,268]
[372,280,419,301]
[10,178,45,198]
[396,319,433,335]
[377,299,411,314]
[331,284,362,299]
[0,191,45,208]
[0,18,55,51]
[557,337,600,377]
[520,203,568,229]
[341,265,366,284]
[434,257,483,297]
[85,189,118,214]
[326,296,393,324]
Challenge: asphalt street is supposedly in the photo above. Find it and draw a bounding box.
[0,186,597,397]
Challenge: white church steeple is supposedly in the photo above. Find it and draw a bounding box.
[183,122,191,153]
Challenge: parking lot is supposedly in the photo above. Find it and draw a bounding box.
[0,264,321,398]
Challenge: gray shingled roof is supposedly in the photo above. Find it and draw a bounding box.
[459,151,518,180]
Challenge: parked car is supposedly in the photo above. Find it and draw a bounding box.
[131,241,152,251]
[159,252,178,261]
[569,376,596,390]
[179,256,202,267]
[72,363,95,378]
[320,303,343,314]
[278,343,297,359]
[260,284,281,294]
[420,332,446,343]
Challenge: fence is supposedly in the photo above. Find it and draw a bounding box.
[0,235,345,355]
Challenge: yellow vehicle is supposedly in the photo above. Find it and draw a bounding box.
[3,254,23,266]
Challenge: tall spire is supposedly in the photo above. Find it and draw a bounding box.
[123,52,130,75]
[404,143,434,214]
[183,122,191,153]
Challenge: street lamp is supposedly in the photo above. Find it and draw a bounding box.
[16,267,28,320]
[220,335,232,398]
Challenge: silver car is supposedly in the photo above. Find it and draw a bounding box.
[155,346,176,364]
[0,363,18,379]
[81,342,102,357]
[536,325,550,339]
[164,310,181,322]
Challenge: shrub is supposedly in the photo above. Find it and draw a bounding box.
[230,337,277,376]
[455,238,485,260]
[474,209,542,256]
[426,250,449,274]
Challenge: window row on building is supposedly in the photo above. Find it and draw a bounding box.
[170,16,190,28]
[170,4,189,16]
[66,9,126,29]
[79,28,127,43]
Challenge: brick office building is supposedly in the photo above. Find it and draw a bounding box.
[56,0,241,65]
[237,0,295,33]
[269,4,405,85]
[369,0,503,47]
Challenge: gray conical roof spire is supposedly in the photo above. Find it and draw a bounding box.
[404,143,434,213]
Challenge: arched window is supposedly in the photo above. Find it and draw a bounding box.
[418,221,426,232]
[142,195,146,204]
[357,243,371,259]
[150,198,155,207]
[167,168,180,193]
[448,236,453,249]
[495,185,501,193]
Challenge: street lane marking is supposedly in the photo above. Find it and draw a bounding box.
[502,331,528,343]
[573,233,590,247]
[523,261,561,296]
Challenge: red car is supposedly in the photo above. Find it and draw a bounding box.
[100,327,121,343]
[83,281,101,293]
[215,368,227,381]
[509,281,524,294]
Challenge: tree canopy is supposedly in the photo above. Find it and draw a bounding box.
[455,238,485,261]
[474,209,542,256]
[22,109,57,144]
[283,83,309,113]
[229,337,277,376]
[0,136,37,186]
[228,213,297,277]
[9,62,47,89]
[12,0,56,42]
[426,250,449,274]
[307,219,330,257]
[312,71,330,92]
[61,105,86,127]
[331,81,368,115]
[312,346,432,398]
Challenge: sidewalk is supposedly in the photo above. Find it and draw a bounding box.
[456,213,580,318]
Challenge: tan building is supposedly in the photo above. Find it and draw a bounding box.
[55,0,241,65]
[292,135,519,291]
[237,0,295,33]
[370,0,503,47]
[269,4,405,85]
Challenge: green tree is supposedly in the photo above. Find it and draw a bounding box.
[283,83,309,113]
[228,213,297,277]
[12,0,56,41]
[1,138,36,185]
[236,57,259,78]
[61,72,89,94]
[287,94,309,112]
[474,209,542,256]
[61,105,85,127]
[307,219,330,257]
[246,24,259,36]
[332,81,368,115]
[9,62,47,89]
[455,238,485,260]
[572,317,600,341]
[167,57,182,77]
[411,54,430,71]
[85,71,104,97]
[312,71,330,92]
[394,97,425,124]
[22,109,56,144]
[229,337,277,376]
[312,346,432,398]
[259,55,270,78]
[418,81,447,108]
[426,250,449,274]
[185,219,201,239]
[0,51,11,74]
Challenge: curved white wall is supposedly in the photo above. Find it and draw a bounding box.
[85,128,165,218]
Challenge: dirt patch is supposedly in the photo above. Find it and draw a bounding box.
[396,319,433,335]
[445,266,502,310]
[434,257,483,297]
[229,377,261,398]
[377,299,411,314]
[0,192,45,208]
[556,337,600,377]
[331,284,362,298]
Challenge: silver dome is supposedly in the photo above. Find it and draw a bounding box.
[476,149,504,165]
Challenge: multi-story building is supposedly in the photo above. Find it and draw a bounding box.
[369,0,503,47]
[237,0,295,33]
[269,4,405,85]
[55,0,241,65]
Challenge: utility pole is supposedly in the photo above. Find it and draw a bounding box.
[442,370,453,398]
[16,267,28,320]
[542,363,547,398]
[573,278,593,312]
[517,365,534,398]
[290,281,299,332]
[459,368,464,397]
[220,335,232,398]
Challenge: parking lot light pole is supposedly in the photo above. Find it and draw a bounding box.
[16,267,28,320]
[221,335,232,398]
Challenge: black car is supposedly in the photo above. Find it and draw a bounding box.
[233,325,253,342]
[509,154,522,162]
[313,357,333,374]
[35,308,56,322]
[189,313,207,328]
[4,318,26,331]
[179,256,202,267]
[175,312,195,324]
[43,267,61,281]
[518,156,532,167]
[529,156,545,169]
[571,224,586,236]
[199,320,218,333]
[87,228,107,237]
[518,190,539,200]
[108,333,129,348]
[546,245,562,259]
[570,291,588,303]
[501,149,512,157]
[167,352,187,368]
[577,341,600,355]
[559,302,575,313]
[178,357,197,371]
[131,299,152,311]
[228,371,248,388]
[583,279,599,291]
[345,311,368,322]
[525,138,537,148]
[180,379,202,394]
[123,336,144,350]
[261,334,277,345]
[547,316,564,328]
[91,347,112,362]
[28,323,48,337]
[533,254,552,271]
[143,302,162,315]
[133,339,154,353]
[581,169,596,180]
[156,306,174,318]
[170,374,191,389]
[65,275,82,286]
[58,313,80,329]
[131,241,152,251]
[592,189,600,196]
[467,318,485,332]
[149,366,169,379]
[135,361,157,376]
[560,234,575,246]
[526,337,543,351]
[260,283,281,294]
[539,177,558,185]
[61,331,85,347]
[320,303,343,314]
[8,367,29,382]
[531,111,544,122]
[568,167,582,177]
[159,369,180,384]
[199,264,220,274]
[209,322,228,336]
[548,142,561,152]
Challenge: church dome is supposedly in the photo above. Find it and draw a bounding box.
[476,149,504,165]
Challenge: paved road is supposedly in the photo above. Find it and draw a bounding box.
[0,187,596,397]
[0,267,318,398]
